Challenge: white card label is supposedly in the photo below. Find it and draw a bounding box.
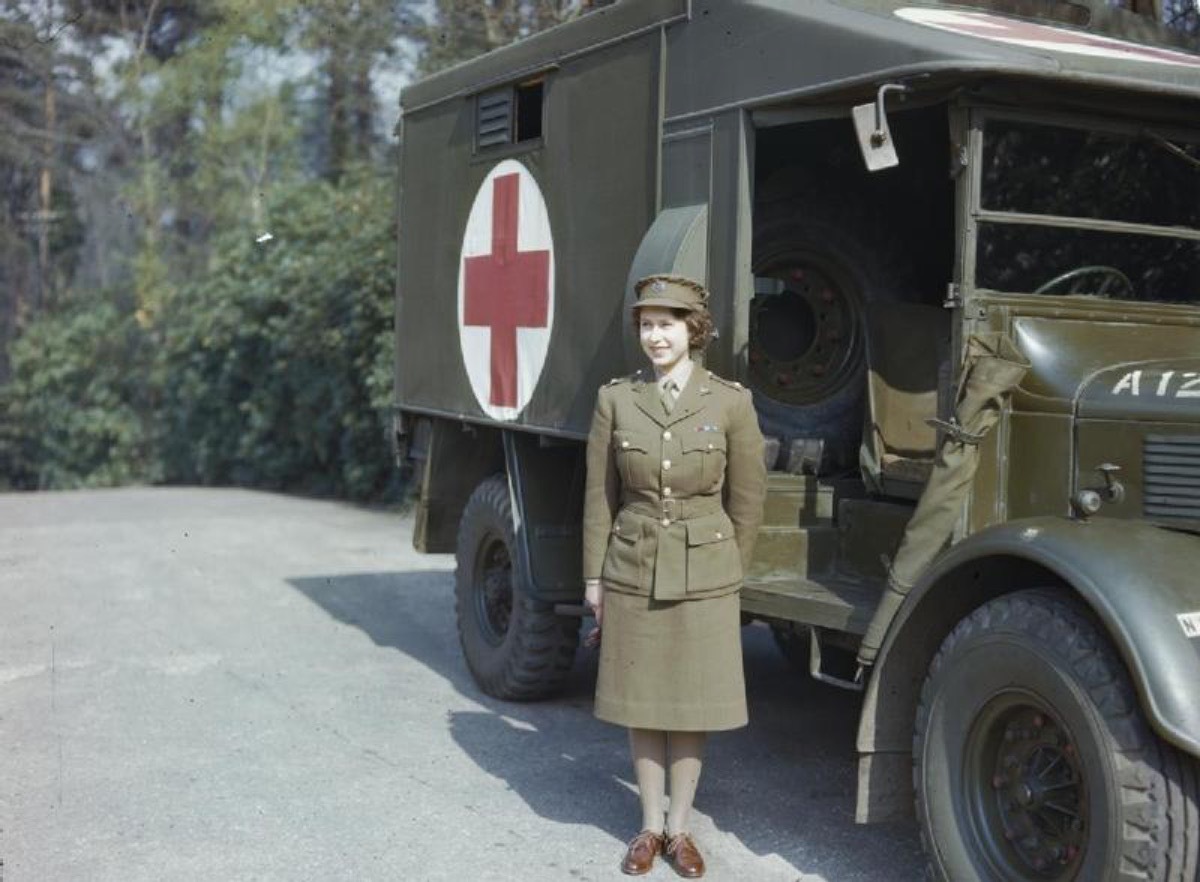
[1179,611,1200,639]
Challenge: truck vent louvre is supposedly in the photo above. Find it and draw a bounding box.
[1143,435,1200,520]
[477,90,513,148]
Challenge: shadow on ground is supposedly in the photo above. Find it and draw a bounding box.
[289,571,924,878]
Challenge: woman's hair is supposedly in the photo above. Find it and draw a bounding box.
[633,306,715,351]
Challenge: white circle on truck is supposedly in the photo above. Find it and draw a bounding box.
[457,159,556,421]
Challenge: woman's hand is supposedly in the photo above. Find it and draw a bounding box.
[584,580,603,648]
[585,580,604,627]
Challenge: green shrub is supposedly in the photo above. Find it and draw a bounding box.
[0,290,160,490]
[1,171,397,501]
[159,170,397,500]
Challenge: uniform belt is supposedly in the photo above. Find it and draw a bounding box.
[623,496,723,523]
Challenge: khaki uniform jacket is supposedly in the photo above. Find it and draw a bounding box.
[583,366,767,601]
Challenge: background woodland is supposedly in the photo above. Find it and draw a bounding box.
[0,0,610,497]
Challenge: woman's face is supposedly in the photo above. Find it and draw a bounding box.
[638,307,690,373]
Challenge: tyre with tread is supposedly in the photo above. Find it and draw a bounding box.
[454,474,579,701]
[914,589,1199,881]
[750,204,915,470]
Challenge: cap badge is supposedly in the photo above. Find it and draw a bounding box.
[651,279,666,293]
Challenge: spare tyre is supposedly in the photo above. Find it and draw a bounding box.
[750,211,912,471]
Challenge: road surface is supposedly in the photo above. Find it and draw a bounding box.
[0,488,924,881]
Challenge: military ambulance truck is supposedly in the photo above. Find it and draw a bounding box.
[392,1,1200,878]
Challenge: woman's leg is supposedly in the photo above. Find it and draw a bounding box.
[665,731,706,834]
[628,727,667,833]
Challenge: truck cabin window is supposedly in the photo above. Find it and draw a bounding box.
[976,119,1200,304]
[475,79,544,151]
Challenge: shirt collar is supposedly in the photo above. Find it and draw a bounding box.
[654,357,694,391]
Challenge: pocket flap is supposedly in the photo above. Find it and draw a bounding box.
[681,432,727,454]
[611,510,641,542]
[686,511,734,546]
[613,430,649,453]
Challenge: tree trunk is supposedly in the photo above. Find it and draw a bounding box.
[327,48,349,181]
[352,56,373,164]
[37,75,56,310]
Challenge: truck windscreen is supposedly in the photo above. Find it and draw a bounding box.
[975,118,1200,304]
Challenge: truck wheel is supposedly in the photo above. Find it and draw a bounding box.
[454,474,579,701]
[750,214,909,470]
[914,590,1200,882]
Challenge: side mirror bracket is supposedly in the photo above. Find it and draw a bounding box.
[852,83,910,172]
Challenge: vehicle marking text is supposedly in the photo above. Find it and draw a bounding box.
[1111,370,1200,398]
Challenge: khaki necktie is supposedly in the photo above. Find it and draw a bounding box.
[660,379,677,415]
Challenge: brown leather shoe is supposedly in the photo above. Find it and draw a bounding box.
[621,830,665,875]
[665,832,705,878]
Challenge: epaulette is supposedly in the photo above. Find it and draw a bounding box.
[706,371,747,392]
[605,370,642,387]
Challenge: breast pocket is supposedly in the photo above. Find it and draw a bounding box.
[613,430,652,487]
[685,510,740,595]
[681,432,727,491]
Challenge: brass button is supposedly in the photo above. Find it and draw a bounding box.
[661,517,671,527]
[621,440,630,448]
[707,443,714,450]
[663,487,672,497]
[662,430,672,440]
[613,523,621,533]
[715,531,723,539]
[662,459,672,470]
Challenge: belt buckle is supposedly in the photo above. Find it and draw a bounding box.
[662,496,681,523]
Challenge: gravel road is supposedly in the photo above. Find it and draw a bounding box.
[0,487,923,881]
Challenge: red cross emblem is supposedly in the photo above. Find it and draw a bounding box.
[458,160,555,419]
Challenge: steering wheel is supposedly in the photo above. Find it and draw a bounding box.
[1033,265,1135,299]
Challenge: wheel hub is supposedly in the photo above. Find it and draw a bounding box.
[474,536,513,645]
[975,703,1086,878]
[1013,782,1035,808]
[749,260,862,406]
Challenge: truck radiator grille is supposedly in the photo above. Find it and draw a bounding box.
[1144,435,1200,520]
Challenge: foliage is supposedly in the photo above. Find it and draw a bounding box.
[159,170,397,500]
[0,0,103,333]
[0,0,588,499]
[418,0,592,75]
[1,171,396,499]
[300,0,417,179]
[0,288,159,490]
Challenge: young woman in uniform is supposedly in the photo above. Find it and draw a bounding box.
[582,274,767,877]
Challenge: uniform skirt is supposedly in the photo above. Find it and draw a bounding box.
[593,589,748,731]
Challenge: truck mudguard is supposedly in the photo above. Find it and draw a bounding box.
[502,430,587,605]
[859,515,1200,794]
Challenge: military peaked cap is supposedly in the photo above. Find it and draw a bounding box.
[632,274,710,313]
